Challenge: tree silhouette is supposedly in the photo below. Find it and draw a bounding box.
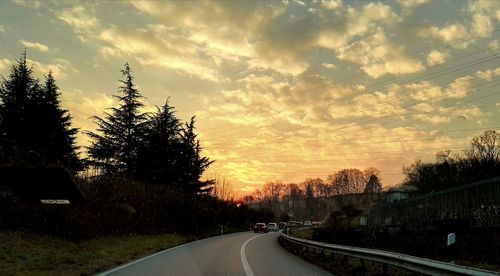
[0,52,80,170]
[137,99,181,184]
[327,168,367,195]
[36,72,81,170]
[87,63,147,177]
[364,175,382,193]
[177,116,214,194]
[304,182,315,219]
[0,51,40,164]
[402,130,500,194]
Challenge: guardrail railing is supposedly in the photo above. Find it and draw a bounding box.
[280,232,499,275]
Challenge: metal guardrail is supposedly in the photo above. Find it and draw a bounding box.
[280,232,500,275]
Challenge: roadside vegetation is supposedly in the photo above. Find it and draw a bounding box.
[277,130,500,273]
[0,230,196,275]
[0,51,273,274]
[264,129,500,274]
[289,228,314,240]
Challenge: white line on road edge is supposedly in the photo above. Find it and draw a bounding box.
[240,234,268,276]
[98,232,245,276]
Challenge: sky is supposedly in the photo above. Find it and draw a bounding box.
[0,0,499,195]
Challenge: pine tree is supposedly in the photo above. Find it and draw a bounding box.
[0,52,80,170]
[137,99,182,183]
[178,116,214,194]
[364,175,382,193]
[38,72,81,170]
[0,51,41,164]
[87,63,147,177]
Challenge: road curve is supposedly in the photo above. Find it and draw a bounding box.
[99,231,331,276]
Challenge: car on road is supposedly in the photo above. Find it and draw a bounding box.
[278,222,287,230]
[267,223,278,231]
[304,221,312,226]
[312,221,322,227]
[253,223,268,233]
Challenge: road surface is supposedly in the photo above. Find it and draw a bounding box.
[99,231,331,276]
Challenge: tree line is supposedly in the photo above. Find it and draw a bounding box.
[245,129,500,221]
[0,52,273,236]
[0,52,80,170]
[0,52,213,195]
[243,168,382,221]
[402,130,500,195]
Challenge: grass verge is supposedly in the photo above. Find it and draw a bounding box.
[290,228,314,240]
[0,230,197,275]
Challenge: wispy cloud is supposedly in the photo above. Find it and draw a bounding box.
[27,58,78,80]
[337,29,424,78]
[57,5,98,29]
[0,58,12,73]
[322,63,336,69]
[12,0,40,9]
[426,49,446,66]
[20,40,49,52]
[99,25,220,82]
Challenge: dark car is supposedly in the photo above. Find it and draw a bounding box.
[253,223,268,233]
[278,222,287,230]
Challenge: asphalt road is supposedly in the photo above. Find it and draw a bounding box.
[99,231,332,276]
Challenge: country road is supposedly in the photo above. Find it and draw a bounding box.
[99,231,332,276]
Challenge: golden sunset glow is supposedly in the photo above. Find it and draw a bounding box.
[1,0,499,195]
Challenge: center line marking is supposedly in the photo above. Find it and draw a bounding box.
[241,233,268,276]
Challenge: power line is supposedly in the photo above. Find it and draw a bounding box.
[199,42,500,135]
[205,80,500,147]
[202,55,499,143]
[256,68,500,143]
[207,145,471,158]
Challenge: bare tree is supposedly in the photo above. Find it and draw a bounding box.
[327,168,367,195]
[283,183,303,219]
[211,174,235,201]
[262,181,286,215]
[241,195,255,205]
[300,178,325,197]
[466,130,500,163]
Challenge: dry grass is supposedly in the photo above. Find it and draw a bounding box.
[290,228,314,240]
[0,230,196,276]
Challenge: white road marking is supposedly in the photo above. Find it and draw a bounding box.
[98,232,244,275]
[240,233,268,276]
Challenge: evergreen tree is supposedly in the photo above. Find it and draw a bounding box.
[0,52,80,170]
[137,99,181,183]
[0,52,41,164]
[364,175,382,193]
[304,183,315,219]
[178,116,214,194]
[38,72,81,170]
[87,63,147,177]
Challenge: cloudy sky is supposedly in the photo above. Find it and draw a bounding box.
[1,0,499,194]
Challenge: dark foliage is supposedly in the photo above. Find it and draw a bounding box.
[136,102,214,194]
[177,116,215,194]
[0,54,263,239]
[402,130,500,195]
[87,64,214,195]
[86,63,147,178]
[0,52,80,171]
[136,100,181,184]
